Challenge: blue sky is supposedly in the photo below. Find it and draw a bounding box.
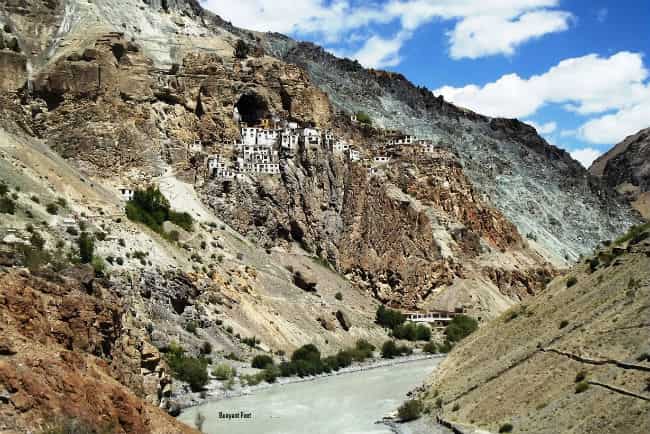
[202,1,650,167]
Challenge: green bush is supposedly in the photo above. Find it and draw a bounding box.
[381,340,409,359]
[212,363,236,381]
[30,231,45,250]
[165,343,209,391]
[126,187,194,235]
[292,344,321,364]
[444,315,478,344]
[335,292,343,301]
[91,256,106,277]
[0,197,16,214]
[46,203,59,215]
[393,322,432,341]
[242,336,259,347]
[251,354,274,369]
[397,399,423,421]
[335,350,353,368]
[423,341,438,354]
[499,423,514,433]
[355,111,372,126]
[393,322,417,341]
[575,381,589,393]
[614,222,650,245]
[0,183,7,196]
[415,324,432,341]
[262,365,281,383]
[200,341,212,355]
[575,371,587,383]
[78,232,94,264]
[234,39,250,59]
[559,320,569,329]
[185,321,198,334]
[350,339,375,361]
[376,305,405,329]
[566,276,578,287]
[56,197,67,208]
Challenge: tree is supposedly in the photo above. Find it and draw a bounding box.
[78,232,94,264]
[444,315,478,344]
[381,340,399,359]
[376,305,405,329]
[251,354,274,369]
[291,344,321,364]
[234,40,250,59]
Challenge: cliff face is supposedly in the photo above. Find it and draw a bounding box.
[419,226,650,434]
[590,128,650,219]
[262,39,640,262]
[0,268,195,434]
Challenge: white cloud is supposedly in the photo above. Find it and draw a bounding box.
[436,52,650,118]
[448,10,571,59]
[202,0,572,64]
[436,51,650,144]
[352,31,412,68]
[596,8,608,23]
[526,120,557,134]
[579,100,650,144]
[570,148,602,168]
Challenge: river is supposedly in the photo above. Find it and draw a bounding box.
[178,357,452,434]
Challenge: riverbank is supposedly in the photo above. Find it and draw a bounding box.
[173,353,445,410]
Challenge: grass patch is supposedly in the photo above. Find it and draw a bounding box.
[575,381,589,394]
[614,222,650,245]
[212,363,236,381]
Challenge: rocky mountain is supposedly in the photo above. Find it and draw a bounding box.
[420,224,650,434]
[590,127,650,219]
[0,0,644,432]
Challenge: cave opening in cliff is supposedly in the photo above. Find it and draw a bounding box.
[235,92,270,126]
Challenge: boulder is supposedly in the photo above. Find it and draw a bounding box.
[293,271,317,292]
[335,310,351,331]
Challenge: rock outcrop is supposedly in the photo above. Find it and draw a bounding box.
[0,268,195,434]
[590,127,650,219]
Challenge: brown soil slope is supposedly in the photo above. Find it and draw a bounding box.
[421,226,650,434]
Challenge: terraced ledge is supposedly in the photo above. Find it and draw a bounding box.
[542,348,650,372]
[588,381,650,401]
